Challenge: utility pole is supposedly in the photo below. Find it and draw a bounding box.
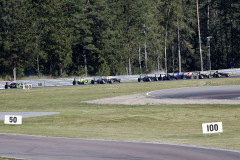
[177,17,181,73]
[207,36,212,71]
[164,7,171,73]
[196,0,203,71]
[84,53,88,76]
[138,43,142,74]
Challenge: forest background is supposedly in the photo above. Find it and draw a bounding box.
[0,0,239,80]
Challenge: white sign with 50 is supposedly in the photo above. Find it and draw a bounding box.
[4,115,22,125]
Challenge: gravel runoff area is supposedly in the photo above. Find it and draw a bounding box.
[0,112,59,121]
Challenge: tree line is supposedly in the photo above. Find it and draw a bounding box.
[0,0,239,80]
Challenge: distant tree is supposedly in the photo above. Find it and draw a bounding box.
[39,0,72,76]
[0,0,32,80]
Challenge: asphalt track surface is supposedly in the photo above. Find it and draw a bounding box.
[147,85,240,99]
[0,134,240,160]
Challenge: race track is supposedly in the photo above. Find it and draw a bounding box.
[147,85,240,99]
[85,85,240,105]
[0,134,239,160]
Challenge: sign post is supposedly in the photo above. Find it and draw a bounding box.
[202,122,223,135]
[4,115,22,125]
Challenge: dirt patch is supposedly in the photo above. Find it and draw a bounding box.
[83,93,240,105]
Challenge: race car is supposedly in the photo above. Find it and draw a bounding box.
[73,78,92,85]
[138,75,158,82]
[94,76,121,84]
[197,72,211,79]
[219,72,230,77]
[212,71,230,78]
[176,73,184,79]
[5,82,23,89]
[138,74,179,82]
[162,74,179,80]
[183,72,193,79]
[107,77,121,83]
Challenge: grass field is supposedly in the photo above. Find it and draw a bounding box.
[0,78,240,151]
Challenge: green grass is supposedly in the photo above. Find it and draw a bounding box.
[0,78,240,151]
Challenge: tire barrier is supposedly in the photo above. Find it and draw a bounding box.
[23,84,32,90]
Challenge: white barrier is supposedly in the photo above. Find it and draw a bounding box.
[0,68,240,89]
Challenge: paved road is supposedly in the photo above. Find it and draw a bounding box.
[1,73,239,90]
[147,85,240,99]
[0,134,239,160]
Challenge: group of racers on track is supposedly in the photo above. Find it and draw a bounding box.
[3,70,231,89]
[5,81,23,89]
[138,70,230,82]
[73,76,121,85]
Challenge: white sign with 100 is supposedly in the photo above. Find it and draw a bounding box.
[202,122,223,135]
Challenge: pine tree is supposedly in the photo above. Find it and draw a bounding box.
[1,0,32,80]
[39,0,72,76]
